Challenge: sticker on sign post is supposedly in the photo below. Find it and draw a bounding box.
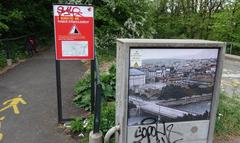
[53,5,94,60]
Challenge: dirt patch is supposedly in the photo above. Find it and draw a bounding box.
[214,136,240,143]
[100,61,115,72]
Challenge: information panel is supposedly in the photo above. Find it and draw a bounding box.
[53,4,94,60]
[115,39,225,143]
[128,48,219,143]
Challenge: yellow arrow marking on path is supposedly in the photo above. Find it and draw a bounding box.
[0,116,4,141]
[0,121,3,141]
[0,95,27,142]
[221,81,232,87]
[222,80,240,87]
[0,117,4,121]
[0,133,3,141]
[0,95,27,114]
[0,130,2,141]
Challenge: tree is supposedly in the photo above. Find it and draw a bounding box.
[0,0,56,38]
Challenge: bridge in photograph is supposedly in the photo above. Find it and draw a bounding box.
[129,96,196,118]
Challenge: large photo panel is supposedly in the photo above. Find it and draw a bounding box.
[127,48,219,143]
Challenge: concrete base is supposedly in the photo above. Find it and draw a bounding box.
[6,59,12,66]
[89,131,103,143]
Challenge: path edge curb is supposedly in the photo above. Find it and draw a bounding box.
[225,54,240,62]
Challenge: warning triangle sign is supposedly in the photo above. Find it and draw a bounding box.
[69,25,80,34]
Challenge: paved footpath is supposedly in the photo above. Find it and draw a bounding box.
[222,56,240,95]
[0,48,85,143]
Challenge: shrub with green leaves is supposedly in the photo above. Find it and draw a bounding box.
[0,44,7,69]
[73,64,116,110]
[0,51,7,69]
[70,102,115,135]
[100,102,115,134]
[70,117,85,133]
[101,64,116,101]
[215,93,240,137]
[15,50,27,60]
[74,73,91,110]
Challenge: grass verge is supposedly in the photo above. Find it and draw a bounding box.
[215,92,240,139]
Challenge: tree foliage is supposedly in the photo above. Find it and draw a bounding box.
[60,0,240,55]
[1,0,240,55]
[0,0,56,37]
[0,0,57,69]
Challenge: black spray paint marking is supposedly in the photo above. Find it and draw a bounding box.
[133,117,183,143]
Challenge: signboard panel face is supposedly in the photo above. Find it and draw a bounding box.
[53,5,94,60]
[127,48,219,143]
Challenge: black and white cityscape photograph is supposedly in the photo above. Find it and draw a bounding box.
[128,48,219,126]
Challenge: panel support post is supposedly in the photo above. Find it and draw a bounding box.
[93,83,102,133]
[91,59,95,113]
[55,60,63,124]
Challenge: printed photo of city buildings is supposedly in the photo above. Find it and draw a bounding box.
[128,48,219,126]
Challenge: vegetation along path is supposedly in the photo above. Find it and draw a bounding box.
[0,48,85,143]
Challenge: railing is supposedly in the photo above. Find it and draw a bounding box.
[226,42,240,56]
[0,32,51,67]
[0,34,31,61]
[0,34,30,42]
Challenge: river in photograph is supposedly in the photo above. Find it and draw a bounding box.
[173,101,211,114]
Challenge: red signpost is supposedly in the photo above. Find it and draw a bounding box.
[53,5,94,60]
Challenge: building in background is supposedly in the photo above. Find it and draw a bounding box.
[129,68,145,88]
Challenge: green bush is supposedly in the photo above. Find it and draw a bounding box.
[15,50,27,60]
[73,73,91,110]
[101,65,116,101]
[100,102,115,134]
[70,102,115,135]
[1,39,28,62]
[73,64,116,111]
[70,117,85,133]
[0,43,7,69]
[12,40,28,60]
[0,41,27,69]
[0,50,7,69]
[215,92,240,137]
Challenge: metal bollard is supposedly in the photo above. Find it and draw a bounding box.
[104,125,120,143]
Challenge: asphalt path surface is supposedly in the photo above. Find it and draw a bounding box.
[0,48,85,143]
[222,58,240,95]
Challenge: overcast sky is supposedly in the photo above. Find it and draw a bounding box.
[130,48,219,60]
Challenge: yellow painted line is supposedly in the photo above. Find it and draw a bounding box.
[0,122,3,142]
[0,117,4,121]
[221,80,240,87]
[0,132,3,142]
[0,95,27,114]
[221,82,233,87]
